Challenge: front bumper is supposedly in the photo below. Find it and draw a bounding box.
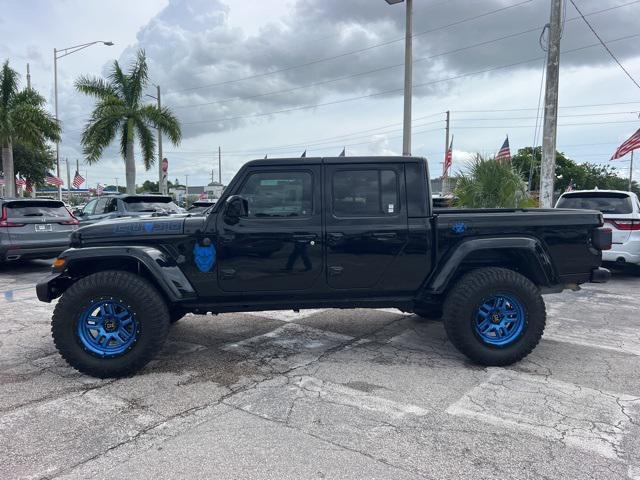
[36,272,64,303]
[590,267,611,283]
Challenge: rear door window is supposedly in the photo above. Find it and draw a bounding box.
[557,193,633,214]
[332,169,399,217]
[5,201,70,219]
[123,197,180,213]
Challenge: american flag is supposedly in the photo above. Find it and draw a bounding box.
[443,135,454,178]
[15,175,26,187]
[96,183,104,196]
[611,128,640,160]
[72,170,85,188]
[496,136,511,162]
[45,172,64,186]
[565,179,575,192]
[199,192,208,200]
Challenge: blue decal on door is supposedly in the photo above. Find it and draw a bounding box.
[193,243,216,272]
[452,222,466,234]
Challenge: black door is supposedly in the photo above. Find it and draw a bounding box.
[216,166,323,292]
[325,163,409,290]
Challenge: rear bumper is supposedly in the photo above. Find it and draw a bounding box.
[602,242,640,265]
[1,244,67,262]
[590,267,611,283]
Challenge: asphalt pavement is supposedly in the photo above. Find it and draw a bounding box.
[1,260,639,480]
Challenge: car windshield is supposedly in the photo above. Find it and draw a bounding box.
[557,193,633,214]
[123,197,180,213]
[5,201,71,218]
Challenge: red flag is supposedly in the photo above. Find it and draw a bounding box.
[45,172,64,186]
[611,128,640,160]
[15,175,26,187]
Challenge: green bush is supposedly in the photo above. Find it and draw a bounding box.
[454,155,531,208]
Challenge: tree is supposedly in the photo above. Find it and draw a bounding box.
[76,49,181,194]
[454,155,532,208]
[0,60,60,197]
[13,142,56,186]
[512,147,640,195]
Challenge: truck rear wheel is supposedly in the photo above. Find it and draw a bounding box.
[51,270,170,378]
[443,267,545,366]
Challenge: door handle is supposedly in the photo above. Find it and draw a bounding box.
[221,268,236,279]
[329,266,343,276]
[292,234,317,242]
[372,232,397,239]
[220,234,235,244]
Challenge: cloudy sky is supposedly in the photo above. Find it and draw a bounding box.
[2,0,639,188]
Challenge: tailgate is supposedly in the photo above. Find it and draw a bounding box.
[4,201,77,247]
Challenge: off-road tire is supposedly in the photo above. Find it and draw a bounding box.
[51,270,170,378]
[443,267,546,366]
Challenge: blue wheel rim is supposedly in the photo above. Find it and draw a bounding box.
[474,294,525,346]
[76,299,138,357]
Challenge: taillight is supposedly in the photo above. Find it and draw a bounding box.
[60,207,80,225]
[608,219,640,231]
[592,227,612,251]
[0,207,26,227]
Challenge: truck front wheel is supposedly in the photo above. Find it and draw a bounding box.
[443,267,546,366]
[51,270,170,378]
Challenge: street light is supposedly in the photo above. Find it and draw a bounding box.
[54,40,114,200]
[385,0,412,156]
[145,85,165,195]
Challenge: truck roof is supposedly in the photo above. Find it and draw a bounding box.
[243,156,427,167]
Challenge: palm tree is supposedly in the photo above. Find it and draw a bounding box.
[0,61,60,197]
[76,49,181,193]
[454,155,532,208]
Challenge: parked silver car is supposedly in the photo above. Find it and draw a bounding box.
[0,198,79,263]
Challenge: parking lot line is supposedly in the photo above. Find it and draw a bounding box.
[544,317,640,356]
[446,369,640,461]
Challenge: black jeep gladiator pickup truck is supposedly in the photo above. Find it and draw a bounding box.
[37,156,612,378]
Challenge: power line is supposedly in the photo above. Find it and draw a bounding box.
[167,0,536,94]
[166,0,638,97]
[455,100,640,112]
[180,33,640,126]
[568,0,640,90]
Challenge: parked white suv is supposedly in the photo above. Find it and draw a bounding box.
[556,190,640,266]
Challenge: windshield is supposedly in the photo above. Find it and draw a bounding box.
[557,193,633,214]
[123,197,180,213]
[5,201,71,218]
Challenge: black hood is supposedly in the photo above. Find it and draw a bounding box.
[71,216,186,245]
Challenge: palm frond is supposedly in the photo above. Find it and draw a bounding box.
[80,108,123,163]
[135,116,156,170]
[74,75,117,100]
[128,49,149,105]
[138,105,182,145]
[10,96,61,144]
[1,60,20,109]
[108,61,131,106]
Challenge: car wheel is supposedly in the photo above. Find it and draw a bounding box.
[169,307,186,324]
[51,270,170,378]
[443,267,545,366]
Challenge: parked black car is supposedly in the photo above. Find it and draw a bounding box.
[38,156,611,378]
[75,194,182,224]
[1,198,79,263]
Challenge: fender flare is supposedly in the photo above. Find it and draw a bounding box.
[424,237,557,294]
[38,246,196,302]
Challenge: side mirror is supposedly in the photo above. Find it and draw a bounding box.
[224,195,248,224]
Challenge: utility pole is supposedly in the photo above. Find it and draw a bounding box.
[115,178,119,192]
[630,150,635,191]
[539,0,563,208]
[53,48,62,201]
[402,0,413,156]
[26,63,31,89]
[443,110,450,194]
[218,146,222,184]
[156,85,164,194]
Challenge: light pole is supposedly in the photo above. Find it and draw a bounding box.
[145,85,165,194]
[54,40,113,200]
[385,0,413,156]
